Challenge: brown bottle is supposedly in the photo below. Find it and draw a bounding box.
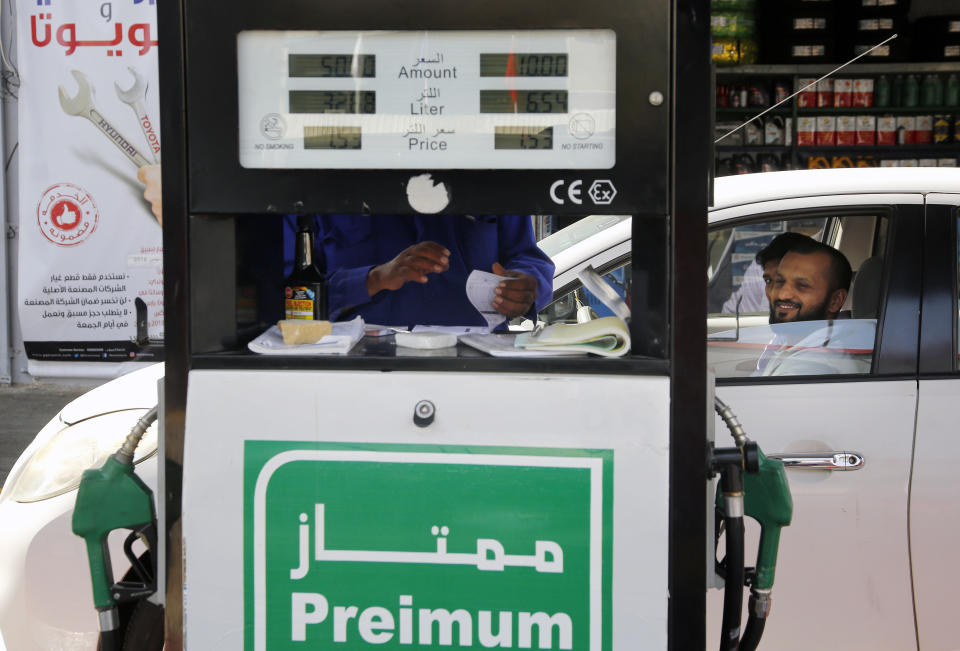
[283,216,328,320]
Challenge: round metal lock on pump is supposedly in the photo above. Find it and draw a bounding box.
[414,400,436,427]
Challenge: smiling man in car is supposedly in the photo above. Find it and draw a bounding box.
[770,239,852,323]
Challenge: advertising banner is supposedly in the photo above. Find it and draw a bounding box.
[244,442,613,651]
[16,0,163,377]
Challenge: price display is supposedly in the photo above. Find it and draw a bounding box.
[238,30,616,169]
[304,126,362,149]
[494,126,553,149]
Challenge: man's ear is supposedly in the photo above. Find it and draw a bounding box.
[827,288,848,316]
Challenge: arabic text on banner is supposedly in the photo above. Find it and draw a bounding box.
[17,0,163,374]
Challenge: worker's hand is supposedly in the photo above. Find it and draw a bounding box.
[137,164,163,226]
[366,241,450,295]
[492,262,537,317]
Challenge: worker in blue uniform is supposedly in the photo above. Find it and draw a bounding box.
[314,215,555,328]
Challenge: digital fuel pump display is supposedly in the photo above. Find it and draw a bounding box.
[480,90,569,113]
[288,54,376,78]
[238,30,615,169]
[304,126,363,149]
[494,126,554,149]
[479,53,569,77]
[289,91,376,114]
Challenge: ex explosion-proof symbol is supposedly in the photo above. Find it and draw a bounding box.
[588,180,617,205]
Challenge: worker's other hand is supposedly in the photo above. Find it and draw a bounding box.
[137,164,163,226]
[367,241,450,295]
[492,262,537,317]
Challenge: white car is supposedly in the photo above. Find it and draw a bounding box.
[539,167,960,651]
[2,167,958,650]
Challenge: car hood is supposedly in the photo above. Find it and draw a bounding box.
[58,363,164,425]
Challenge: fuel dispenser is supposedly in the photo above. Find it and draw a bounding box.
[70,0,792,649]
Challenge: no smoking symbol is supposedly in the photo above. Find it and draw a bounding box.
[588,180,617,205]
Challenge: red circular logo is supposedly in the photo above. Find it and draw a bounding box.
[285,287,293,299]
[37,183,99,246]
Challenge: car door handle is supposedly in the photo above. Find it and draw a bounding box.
[767,452,865,471]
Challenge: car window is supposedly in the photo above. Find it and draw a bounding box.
[540,260,630,325]
[708,218,828,316]
[708,214,888,379]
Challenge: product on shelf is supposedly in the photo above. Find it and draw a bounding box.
[715,121,745,146]
[915,115,933,144]
[816,79,834,106]
[712,37,760,66]
[797,116,817,145]
[852,78,874,107]
[796,77,818,107]
[857,115,877,145]
[816,116,837,145]
[764,116,788,145]
[875,74,891,107]
[833,78,852,106]
[896,115,917,144]
[744,121,764,145]
[837,115,856,145]
[711,0,760,66]
[921,73,944,107]
[934,115,952,143]
[947,74,959,106]
[877,115,897,145]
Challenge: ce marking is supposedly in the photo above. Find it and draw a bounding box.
[550,179,618,206]
[550,179,583,205]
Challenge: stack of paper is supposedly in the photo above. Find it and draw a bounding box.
[514,316,630,357]
[248,316,365,355]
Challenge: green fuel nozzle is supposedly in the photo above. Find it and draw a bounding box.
[744,447,792,591]
[72,406,159,649]
[713,397,794,651]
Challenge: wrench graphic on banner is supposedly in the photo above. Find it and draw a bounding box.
[115,66,161,163]
[58,69,152,169]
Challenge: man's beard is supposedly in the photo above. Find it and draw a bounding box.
[771,297,830,323]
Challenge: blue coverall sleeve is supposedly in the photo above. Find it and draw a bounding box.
[327,264,376,321]
[497,217,556,319]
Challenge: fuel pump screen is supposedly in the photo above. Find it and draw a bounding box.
[237,30,615,169]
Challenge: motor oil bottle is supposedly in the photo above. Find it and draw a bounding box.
[284,216,328,320]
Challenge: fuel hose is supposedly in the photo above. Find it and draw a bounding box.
[737,589,771,651]
[714,396,771,651]
[719,469,745,651]
[115,405,159,466]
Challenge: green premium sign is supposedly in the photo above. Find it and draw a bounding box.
[244,442,613,650]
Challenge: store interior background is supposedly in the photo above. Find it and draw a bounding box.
[713,0,960,175]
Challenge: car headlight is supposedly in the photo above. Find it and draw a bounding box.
[7,409,158,503]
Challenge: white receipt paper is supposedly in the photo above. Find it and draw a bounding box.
[466,270,510,329]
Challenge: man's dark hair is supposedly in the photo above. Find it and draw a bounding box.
[780,238,853,292]
[755,231,816,267]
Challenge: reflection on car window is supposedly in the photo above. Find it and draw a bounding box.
[540,261,630,325]
[709,320,876,378]
[708,214,887,379]
[538,215,631,258]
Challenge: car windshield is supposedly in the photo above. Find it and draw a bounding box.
[538,214,630,258]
